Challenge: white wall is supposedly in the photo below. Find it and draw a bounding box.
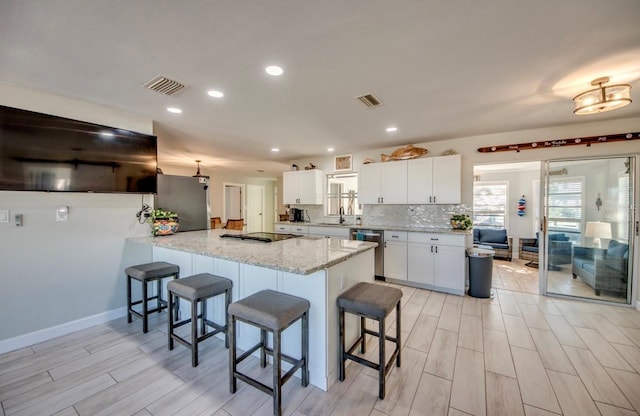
[0,83,155,346]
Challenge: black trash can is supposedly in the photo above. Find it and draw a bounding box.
[467,246,494,298]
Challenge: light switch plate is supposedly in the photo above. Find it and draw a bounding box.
[56,206,69,222]
[0,210,8,223]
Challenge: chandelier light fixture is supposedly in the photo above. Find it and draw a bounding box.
[573,76,632,115]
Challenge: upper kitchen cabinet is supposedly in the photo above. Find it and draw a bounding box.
[283,169,324,204]
[358,160,407,204]
[407,154,461,204]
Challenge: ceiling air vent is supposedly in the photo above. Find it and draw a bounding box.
[142,75,186,96]
[355,93,383,108]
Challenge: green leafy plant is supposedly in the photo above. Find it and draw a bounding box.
[450,214,472,230]
[146,208,178,222]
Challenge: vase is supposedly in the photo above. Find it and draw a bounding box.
[152,219,179,236]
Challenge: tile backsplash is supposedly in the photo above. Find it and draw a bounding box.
[296,204,471,228]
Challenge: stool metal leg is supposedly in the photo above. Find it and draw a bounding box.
[260,328,267,368]
[379,317,386,400]
[201,299,207,336]
[142,280,149,333]
[191,298,198,367]
[302,311,309,387]
[396,300,401,367]
[338,307,345,381]
[229,314,237,393]
[224,289,231,348]
[168,291,175,350]
[273,329,282,416]
[126,276,132,323]
[156,278,162,312]
[360,316,366,353]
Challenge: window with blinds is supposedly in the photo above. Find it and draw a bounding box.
[547,177,583,233]
[473,182,508,229]
[618,174,630,241]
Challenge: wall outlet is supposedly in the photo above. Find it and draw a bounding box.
[15,214,23,226]
[56,206,69,222]
[0,210,8,223]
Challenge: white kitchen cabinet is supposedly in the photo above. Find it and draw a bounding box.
[283,169,324,205]
[407,232,465,295]
[358,161,407,204]
[384,231,407,280]
[407,154,461,204]
[308,226,350,239]
[290,224,309,235]
[274,224,291,233]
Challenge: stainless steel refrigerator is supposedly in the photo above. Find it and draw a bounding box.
[154,174,209,232]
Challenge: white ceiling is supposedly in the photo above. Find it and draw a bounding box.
[2,1,640,177]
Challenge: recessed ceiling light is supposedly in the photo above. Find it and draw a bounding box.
[207,90,224,98]
[386,126,398,132]
[327,147,335,152]
[167,107,182,114]
[265,65,284,76]
[271,148,280,152]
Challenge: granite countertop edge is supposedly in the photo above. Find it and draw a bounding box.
[275,221,472,235]
[127,230,377,275]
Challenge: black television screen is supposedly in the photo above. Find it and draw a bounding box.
[0,105,157,193]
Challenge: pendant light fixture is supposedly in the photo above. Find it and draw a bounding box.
[573,76,632,115]
[192,160,209,179]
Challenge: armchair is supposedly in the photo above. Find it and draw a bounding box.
[473,228,512,261]
[518,233,572,269]
[572,240,629,296]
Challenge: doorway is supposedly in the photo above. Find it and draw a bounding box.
[542,157,634,304]
[246,184,265,233]
[224,183,243,223]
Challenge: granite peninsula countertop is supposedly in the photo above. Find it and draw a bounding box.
[276,221,472,236]
[128,229,377,275]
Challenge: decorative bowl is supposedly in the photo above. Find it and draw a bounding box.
[152,219,179,236]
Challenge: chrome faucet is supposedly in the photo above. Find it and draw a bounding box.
[339,207,345,224]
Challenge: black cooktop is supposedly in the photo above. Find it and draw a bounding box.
[220,232,301,243]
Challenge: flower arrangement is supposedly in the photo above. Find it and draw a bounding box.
[147,208,179,236]
[450,214,472,230]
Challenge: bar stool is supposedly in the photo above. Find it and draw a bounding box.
[337,282,402,399]
[125,261,180,333]
[167,273,232,367]
[228,290,310,416]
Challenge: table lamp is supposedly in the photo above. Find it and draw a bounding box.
[584,221,612,248]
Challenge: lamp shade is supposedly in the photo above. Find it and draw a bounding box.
[584,221,612,239]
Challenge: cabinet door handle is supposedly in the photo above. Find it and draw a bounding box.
[381,197,384,204]
[430,245,434,253]
[433,196,436,203]
[384,241,387,248]
[430,237,439,241]
[429,196,432,203]
[435,246,438,253]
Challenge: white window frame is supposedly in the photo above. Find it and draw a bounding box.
[473,181,509,230]
[546,175,584,238]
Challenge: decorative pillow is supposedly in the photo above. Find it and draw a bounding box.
[479,229,508,244]
[548,233,569,241]
[607,240,629,259]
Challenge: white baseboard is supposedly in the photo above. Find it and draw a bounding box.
[0,307,127,355]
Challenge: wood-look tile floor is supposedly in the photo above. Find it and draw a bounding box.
[2,262,640,415]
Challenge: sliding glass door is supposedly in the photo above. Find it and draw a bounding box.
[543,157,634,304]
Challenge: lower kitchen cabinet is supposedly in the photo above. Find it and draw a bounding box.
[384,231,407,281]
[407,232,466,295]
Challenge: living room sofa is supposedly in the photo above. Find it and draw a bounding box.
[572,240,629,296]
[519,233,572,269]
[473,228,512,261]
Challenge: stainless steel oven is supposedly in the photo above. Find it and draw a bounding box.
[350,228,384,279]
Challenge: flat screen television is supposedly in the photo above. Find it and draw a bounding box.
[0,105,157,193]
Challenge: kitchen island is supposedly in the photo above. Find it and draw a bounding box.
[127,229,376,391]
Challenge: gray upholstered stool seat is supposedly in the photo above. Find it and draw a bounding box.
[168,273,232,367]
[126,261,180,333]
[229,290,310,416]
[337,282,402,400]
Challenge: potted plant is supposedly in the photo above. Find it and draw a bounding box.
[147,208,179,236]
[450,214,472,230]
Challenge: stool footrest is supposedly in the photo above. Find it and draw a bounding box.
[234,370,274,395]
[363,328,398,343]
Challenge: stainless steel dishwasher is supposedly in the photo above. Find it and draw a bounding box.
[350,228,384,279]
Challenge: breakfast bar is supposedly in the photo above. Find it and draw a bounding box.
[127,229,376,391]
